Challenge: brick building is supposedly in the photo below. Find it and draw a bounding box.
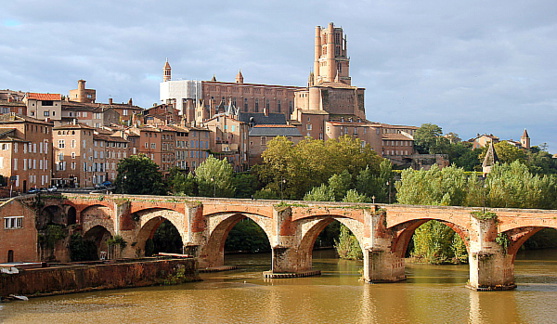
[0,114,53,193]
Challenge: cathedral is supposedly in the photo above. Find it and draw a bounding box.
[160,23,418,167]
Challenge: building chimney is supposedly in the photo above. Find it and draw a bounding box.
[108,98,113,105]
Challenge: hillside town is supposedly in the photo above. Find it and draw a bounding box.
[0,23,534,196]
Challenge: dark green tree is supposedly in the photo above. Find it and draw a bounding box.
[114,154,168,195]
[413,123,444,154]
[233,172,259,198]
[225,218,271,253]
[152,220,183,254]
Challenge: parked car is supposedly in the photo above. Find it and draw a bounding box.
[27,188,40,194]
[47,186,58,193]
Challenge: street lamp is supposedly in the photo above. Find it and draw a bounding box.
[280,178,286,200]
[210,177,216,197]
[372,195,376,204]
[386,181,391,204]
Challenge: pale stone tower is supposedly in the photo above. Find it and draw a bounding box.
[163,59,171,82]
[482,141,499,176]
[313,22,351,85]
[236,70,244,84]
[520,129,530,149]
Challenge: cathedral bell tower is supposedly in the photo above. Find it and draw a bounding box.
[313,22,351,85]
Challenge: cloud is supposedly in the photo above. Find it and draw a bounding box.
[1,0,556,152]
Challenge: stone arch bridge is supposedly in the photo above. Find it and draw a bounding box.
[40,193,557,291]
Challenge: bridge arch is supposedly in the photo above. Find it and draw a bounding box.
[298,216,364,270]
[134,208,186,257]
[81,204,114,234]
[83,225,113,260]
[390,218,469,259]
[200,212,273,268]
[500,225,557,259]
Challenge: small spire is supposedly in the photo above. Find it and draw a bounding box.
[482,141,499,176]
[163,59,171,82]
[236,70,244,84]
[211,74,217,82]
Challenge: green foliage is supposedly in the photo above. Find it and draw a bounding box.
[342,189,370,203]
[470,210,498,221]
[168,167,197,196]
[107,235,127,249]
[396,164,470,206]
[334,224,363,260]
[481,161,557,209]
[315,222,340,248]
[411,221,467,264]
[304,184,335,202]
[523,228,557,249]
[253,187,278,199]
[39,224,67,249]
[69,233,98,261]
[413,123,446,154]
[225,218,271,253]
[257,135,382,199]
[195,155,236,197]
[114,154,168,195]
[495,233,511,253]
[152,220,183,254]
[328,170,352,201]
[233,172,259,198]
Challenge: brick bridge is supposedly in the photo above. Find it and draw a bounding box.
[39,193,557,290]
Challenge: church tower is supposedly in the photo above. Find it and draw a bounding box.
[520,129,530,149]
[163,59,171,82]
[236,70,244,84]
[313,22,351,85]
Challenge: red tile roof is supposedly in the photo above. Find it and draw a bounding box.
[27,93,61,101]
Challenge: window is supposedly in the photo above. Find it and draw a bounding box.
[306,124,312,131]
[44,111,50,117]
[4,216,23,229]
[58,140,65,148]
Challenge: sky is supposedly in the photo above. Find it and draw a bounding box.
[1,0,556,152]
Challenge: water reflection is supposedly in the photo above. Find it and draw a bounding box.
[1,249,557,323]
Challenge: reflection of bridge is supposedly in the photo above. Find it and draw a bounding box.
[39,193,557,290]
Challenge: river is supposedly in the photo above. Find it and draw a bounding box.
[2,249,557,323]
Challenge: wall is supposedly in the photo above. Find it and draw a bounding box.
[0,258,199,297]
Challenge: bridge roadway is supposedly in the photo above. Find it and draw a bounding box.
[37,193,557,291]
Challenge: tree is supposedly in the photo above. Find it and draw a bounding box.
[413,123,444,154]
[168,167,197,196]
[482,161,557,209]
[304,184,335,202]
[328,170,352,201]
[225,219,271,253]
[233,172,259,198]
[195,155,236,197]
[396,164,470,207]
[114,154,167,195]
[257,135,382,199]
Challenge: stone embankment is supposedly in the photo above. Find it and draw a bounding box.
[0,258,199,298]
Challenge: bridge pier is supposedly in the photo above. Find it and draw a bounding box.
[467,216,516,291]
[363,248,405,283]
[363,209,405,283]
